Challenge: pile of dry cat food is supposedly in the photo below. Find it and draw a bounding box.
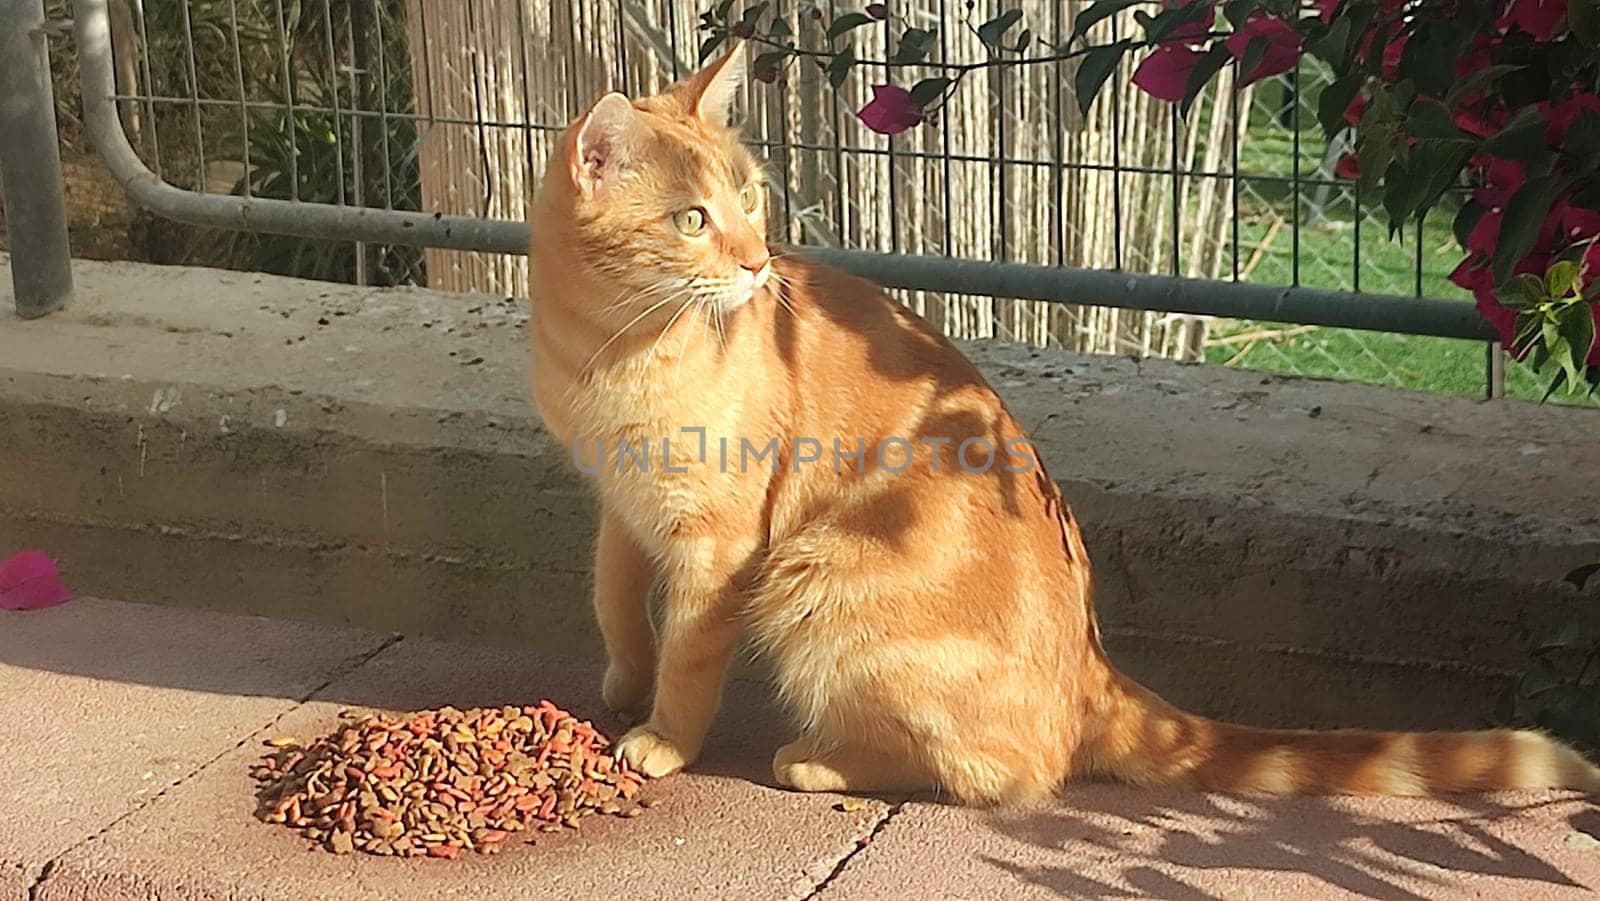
[251,702,648,858]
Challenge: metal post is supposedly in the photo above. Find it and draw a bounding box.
[1486,341,1507,400]
[0,0,74,318]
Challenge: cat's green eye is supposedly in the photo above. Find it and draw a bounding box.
[739,184,761,214]
[673,208,707,236]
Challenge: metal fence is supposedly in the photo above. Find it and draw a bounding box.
[8,0,1592,404]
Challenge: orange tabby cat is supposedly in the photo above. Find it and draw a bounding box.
[527,44,1600,804]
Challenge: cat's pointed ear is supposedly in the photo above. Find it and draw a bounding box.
[572,92,644,197]
[679,40,747,128]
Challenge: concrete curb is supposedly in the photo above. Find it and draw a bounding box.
[2,254,1598,731]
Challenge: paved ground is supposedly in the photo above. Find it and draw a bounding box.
[4,598,1600,900]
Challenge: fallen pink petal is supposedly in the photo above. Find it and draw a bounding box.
[0,550,72,612]
[857,84,924,136]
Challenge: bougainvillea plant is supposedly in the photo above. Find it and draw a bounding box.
[701,0,1600,397]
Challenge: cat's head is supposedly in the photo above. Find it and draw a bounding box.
[536,43,772,321]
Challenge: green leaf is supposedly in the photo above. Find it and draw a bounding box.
[1547,260,1581,300]
[1074,40,1133,116]
[909,76,952,107]
[1318,73,1364,139]
[1556,303,1597,389]
[1493,176,1563,284]
[1014,28,1033,52]
[977,9,1024,48]
[769,18,792,39]
[1355,123,1397,193]
[892,27,938,64]
[826,12,875,40]
[826,46,856,88]
[1072,0,1146,41]
[1495,273,1547,310]
[1482,107,1550,164]
[1180,44,1233,118]
[1514,310,1545,355]
[1445,64,1521,108]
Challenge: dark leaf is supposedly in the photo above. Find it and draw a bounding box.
[1444,64,1521,108]
[1482,107,1550,164]
[1072,0,1147,41]
[1305,16,1350,65]
[1565,563,1600,592]
[1396,21,1471,96]
[1014,28,1033,52]
[1494,273,1547,310]
[1221,0,1261,31]
[1571,0,1599,46]
[977,9,1024,48]
[1495,683,1518,724]
[1405,97,1466,141]
[1355,123,1397,193]
[698,34,727,65]
[1452,199,1487,248]
[826,12,875,40]
[1521,661,1562,699]
[1538,621,1586,652]
[1317,73,1363,139]
[826,46,857,88]
[1074,39,1133,116]
[1180,44,1233,118]
[909,76,952,107]
[892,27,938,64]
[1238,35,1270,86]
[1568,109,1600,160]
[1492,176,1563,283]
[1541,367,1569,402]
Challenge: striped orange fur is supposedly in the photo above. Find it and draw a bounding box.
[525,42,1600,805]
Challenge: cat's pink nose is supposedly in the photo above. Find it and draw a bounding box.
[740,252,770,274]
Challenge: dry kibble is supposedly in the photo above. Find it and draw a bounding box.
[835,798,868,813]
[252,701,649,859]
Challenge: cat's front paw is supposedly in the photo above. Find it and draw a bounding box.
[601,662,652,720]
[615,726,694,778]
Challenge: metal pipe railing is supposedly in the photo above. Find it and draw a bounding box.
[1,0,75,318]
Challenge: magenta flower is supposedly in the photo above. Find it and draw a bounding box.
[1131,44,1206,102]
[1224,16,1302,86]
[857,84,923,135]
[1497,0,1567,41]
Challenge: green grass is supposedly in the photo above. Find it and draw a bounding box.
[1203,156,1596,406]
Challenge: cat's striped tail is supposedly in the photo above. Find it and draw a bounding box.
[1079,672,1600,795]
